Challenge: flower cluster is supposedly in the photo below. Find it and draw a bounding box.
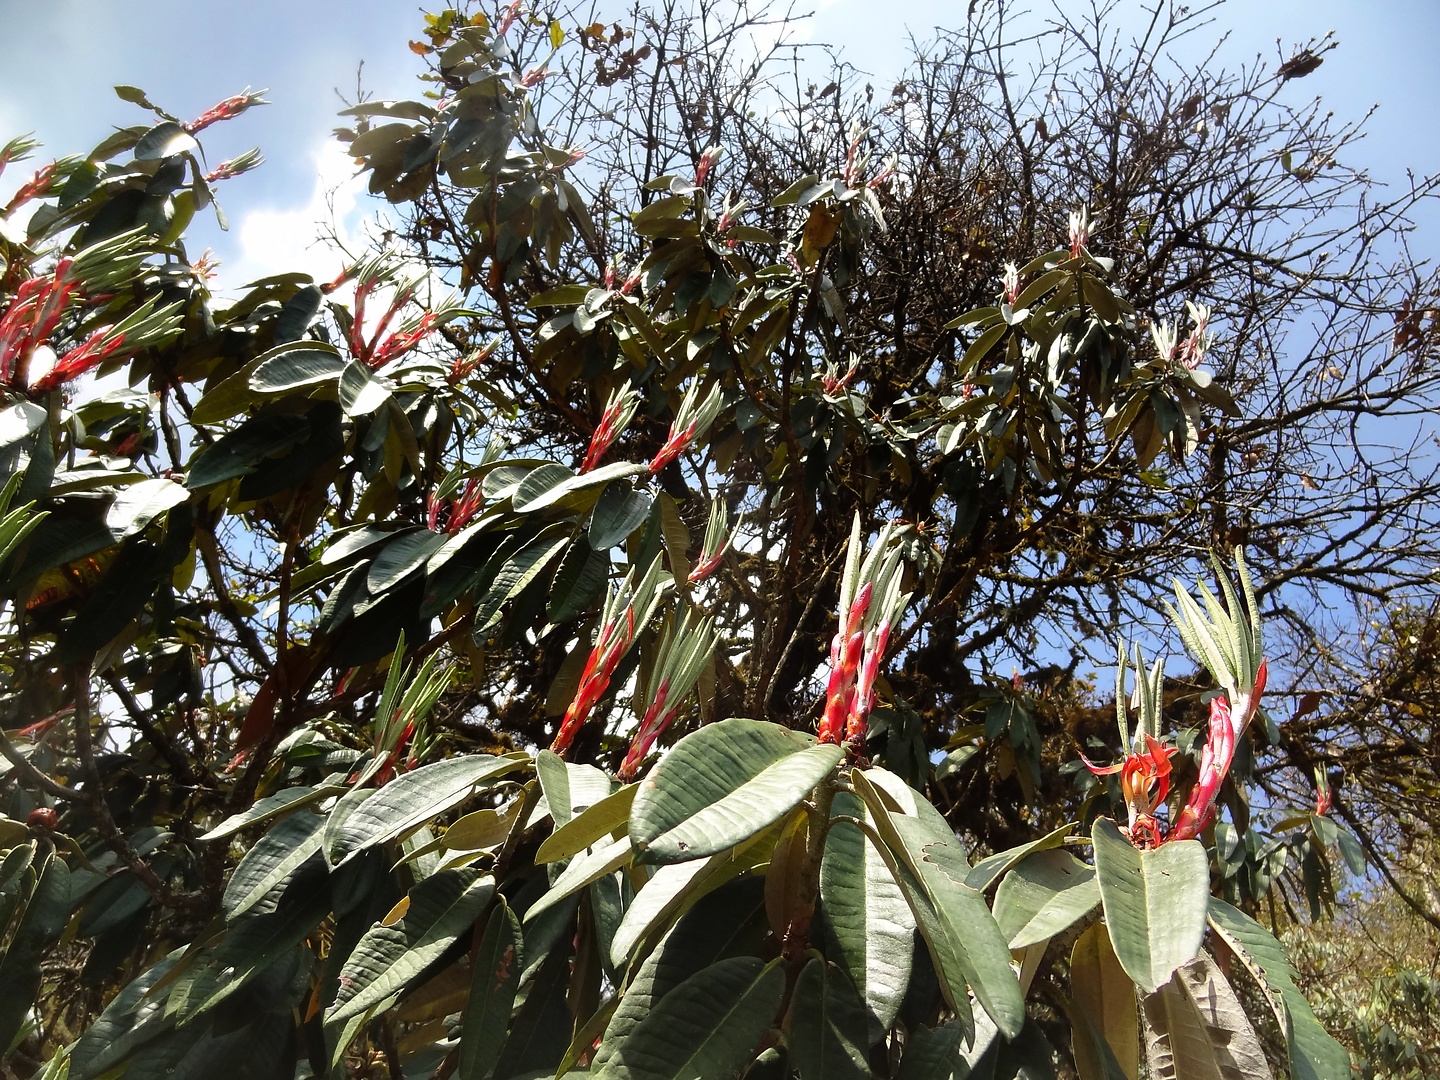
[3,160,59,217]
[649,382,724,474]
[581,384,640,473]
[617,609,715,781]
[689,501,737,585]
[551,559,670,756]
[821,355,859,397]
[345,260,452,369]
[182,89,268,135]
[0,242,179,394]
[204,147,265,184]
[426,476,485,534]
[1001,262,1021,306]
[695,145,722,188]
[1084,551,1269,848]
[1068,206,1093,258]
[818,518,911,747]
[358,643,451,788]
[1150,301,1213,372]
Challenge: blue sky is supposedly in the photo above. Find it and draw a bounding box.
[1,0,1436,288]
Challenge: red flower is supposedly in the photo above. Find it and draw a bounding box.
[551,609,635,756]
[427,477,484,534]
[582,386,639,473]
[182,89,267,135]
[1084,733,1179,848]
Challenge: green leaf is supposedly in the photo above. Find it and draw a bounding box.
[526,835,631,923]
[1335,828,1366,877]
[366,528,448,596]
[190,358,266,424]
[595,957,784,1080]
[460,898,524,1080]
[513,462,578,510]
[222,810,325,921]
[249,346,345,392]
[959,321,1007,375]
[590,480,653,549]
[610,851,733,970]
[164,860,331,1022]
[771,173,822,206]
[70,954,182,1080]
[324,753,529,865]
[492,946,572,1079]
[789,958,871,1080]
[1091,818,1208,993]
[513,460,648,513]
[327,869,496,1024]
[630,719,840,864]
[185,414,309,489]
[594,877,769,1074]
[1142,956,1272,1080]
[104,477,188,539]
[820,792,915,1036]
[538,783,639,864]
[895,1021,964,1080]
[993,848,1099,950]
[472,525,572,634]
[0,848,71,1051]
[548,537,609,623]
[536,749,616,829]
[890,813,1026,1040]
[848,770,1019,1040]
[1206,899,1349,1080]
[657,492,691,585]
[339,359,392,416]
[199,784,342,841]
[1070,922,1139,1080]
[134,122,197,160]
[273,284,324,343]
[966,822,1075,891]
[529,284,593,307]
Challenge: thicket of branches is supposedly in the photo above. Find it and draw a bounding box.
[376,0,1440,883]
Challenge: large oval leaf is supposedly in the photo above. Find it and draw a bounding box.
[789,958,870,1080]
[0,848,71,1050]
[222,810,325,921]
[1070,921,1139,1080]
[594,877,769,1073]
[609,852,731,970]
[1091,817,1208,993]
[595,956,784,1080]
[820,791,915,1035]
[200,784,345,841]
[324,753,529,865]
[460,898,524,1080]
[630,718,839,863]
[525,835,631,923]
[249,346,345,393]
[589,480,653,549]
[851,771,1022,1041]
[513,460,649,513]
[1206,899,1349,1080]
[1142,955,1272,1080]
[327,869,495,1024]
[993,848,1099,950]
[537,783,638,864]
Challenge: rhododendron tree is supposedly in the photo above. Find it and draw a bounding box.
[1,2,1434,1077]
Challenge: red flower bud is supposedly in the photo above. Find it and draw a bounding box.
[28,807,59,831]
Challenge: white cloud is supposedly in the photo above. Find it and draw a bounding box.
[213,139,457,342]
[214,139,375,298]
